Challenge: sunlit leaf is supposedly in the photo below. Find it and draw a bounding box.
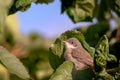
[15,0,36,8]
[9,0,54,14]
[61,0,95,23]
[50,61,73,80]
[9,0,34,14]
[0,46,30,79]
[0,64,9,80]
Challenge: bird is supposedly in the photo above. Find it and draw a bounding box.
[63,37,93,70]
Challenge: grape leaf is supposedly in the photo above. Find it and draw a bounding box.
[94,35,116,80]
[36,0,54,4]
[9,0,54,14]
[0,46,30,80]
[61,0,95,23]
[50,61,73,80]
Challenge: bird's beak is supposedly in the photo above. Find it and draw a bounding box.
[63,41,66,44]
[63,41,76,49]
[63,41,68,46]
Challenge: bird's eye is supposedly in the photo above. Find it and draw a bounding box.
[71,41,73,44]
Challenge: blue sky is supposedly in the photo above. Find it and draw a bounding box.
[17,0,91,38]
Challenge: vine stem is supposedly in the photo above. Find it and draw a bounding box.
[107,67,120,73]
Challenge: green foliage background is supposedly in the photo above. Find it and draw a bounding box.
[0,0,120,80]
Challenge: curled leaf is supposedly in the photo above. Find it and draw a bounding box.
[61,0,95,22]
[94,35,116,80]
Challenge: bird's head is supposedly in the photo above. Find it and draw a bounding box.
[63,37,81,49]
[63,41,76,49]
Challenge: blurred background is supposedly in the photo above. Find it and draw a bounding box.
[17,0,91,38]
[0,0,120,80]
[1,0,83,80]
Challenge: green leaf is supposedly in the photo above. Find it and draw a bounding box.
[116,0,120,7]
[94,35,110,72]
[49,30,94,70]
[0,64,9,80]
[15,0,36,8]
[84,22,110,47]
[50,60,94,80]
[61,0,95,23]
[109,0,120,17]
[36,0,54,4]
[50,61,73,80]
[114,0,120,16]
[94,35,116,80]
[72,68,94,80]
[94,0,109,21]
[0,0,13,33]
[9,0,54,14]
[0,46,30,79]
[9,0,32,14]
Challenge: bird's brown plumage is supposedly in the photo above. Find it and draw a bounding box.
[64,37,93,70]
